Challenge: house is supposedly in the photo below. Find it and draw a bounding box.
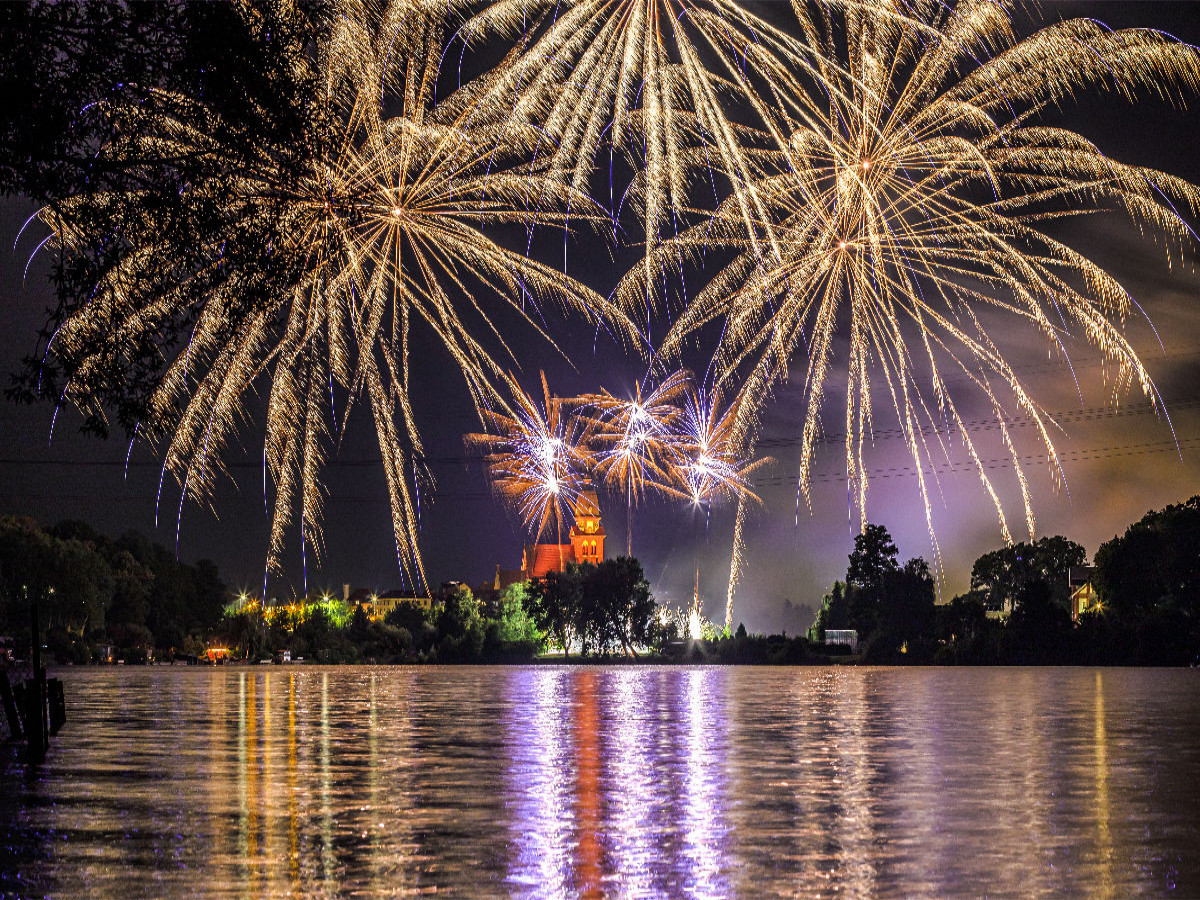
[1068,565,1098,621]
[370,590,432,621]
[824,629,859,652]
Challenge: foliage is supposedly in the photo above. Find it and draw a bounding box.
[1094,497,1200,620]
[932,592,994,663]
[846,525,900,593]
[815,525,937,661]
[384,601,438,649]
[579,557,656,656]
[524,558,660,657]
[521,559,650,655]
[671,629,818,665]
[970,536,1086,613]
[524,567,583,655]
[3,1,331,439]
[1093,497,1200,664]
[435,586,486,662]
[491,583,543,646]
[0,2,196,202]
[1002,581,1073,665]
[808,581,849,642]
[0,515,227,661]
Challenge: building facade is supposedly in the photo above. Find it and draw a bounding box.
[496,486,606,589]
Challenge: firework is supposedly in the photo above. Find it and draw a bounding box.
[449,0,811,288]
[674,383,765,509]
[576,368,692,555]
[625,1,1200,569]
[672,382,767,629]
[467,372,595,543]
[38,0,635,588]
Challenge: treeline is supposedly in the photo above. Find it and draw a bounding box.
[9,496,1199,666]
[811,496,1200,665]
[217,582,544,664]
[0,516,226,662]
[217,557,674,663]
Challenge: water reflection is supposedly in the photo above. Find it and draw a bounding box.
[1,666,1198,899]
[506,668,575,897]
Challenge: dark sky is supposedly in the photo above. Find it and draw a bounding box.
[3,2,1200,631]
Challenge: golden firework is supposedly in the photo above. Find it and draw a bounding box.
[625,1,1200,568]
[449,0,813,295]
[466,372,594,542]
[41,0,635,588]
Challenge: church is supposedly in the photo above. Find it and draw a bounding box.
[495,485,606,590]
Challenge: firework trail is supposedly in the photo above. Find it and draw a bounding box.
[37,0,635,585]
[621,0,1200,572]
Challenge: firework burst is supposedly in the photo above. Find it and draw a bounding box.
[673,382,768,629]
[576,368,691,554]
[36,0,635,588]
[625,0,1200,567]
[466,372,594,543]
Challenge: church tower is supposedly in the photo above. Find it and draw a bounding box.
[569,485,605,564]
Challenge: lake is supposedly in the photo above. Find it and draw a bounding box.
[2,666,1198,898]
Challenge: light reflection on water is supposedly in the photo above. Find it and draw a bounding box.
[2,666,1198,898]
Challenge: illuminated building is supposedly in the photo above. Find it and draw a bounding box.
[369,591,433,621]
[1069,566,1099,622]
[496,486,606,589]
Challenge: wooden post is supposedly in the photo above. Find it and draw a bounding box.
[47,678,65,735]
[27,602,46,762]
[0,670,22,739]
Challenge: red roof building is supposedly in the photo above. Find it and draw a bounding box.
[495,486,606,589]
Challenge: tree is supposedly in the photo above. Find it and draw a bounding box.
[969,535,1085,613]
[494,583,542,646]
[935,591,990,647]
[3,2,332,438]
[0,3,194,201]
[830,525,936,658]
[808,580,849,642]
[384,601,437,654]
[435,585,485,661]
[107,549,152,630]
[580,557,655,657]
[1095,497,1200,617]
[1093,496,1200,663]
[0,516,58,648]
[524,568,583,656]
[1003,580,1073,664]
[522,558,660,657]
[49,536,112,635]
[872,557,936,660]
[846,524,900,593]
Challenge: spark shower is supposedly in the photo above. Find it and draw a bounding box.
[23,0,1200,624]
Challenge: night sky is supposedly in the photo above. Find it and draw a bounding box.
[3,2,1200,631]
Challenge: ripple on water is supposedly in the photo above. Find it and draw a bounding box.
[2,665,1198,899]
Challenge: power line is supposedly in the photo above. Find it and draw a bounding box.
[751,436,1200,487]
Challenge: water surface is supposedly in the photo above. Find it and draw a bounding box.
[2,666,1198,898]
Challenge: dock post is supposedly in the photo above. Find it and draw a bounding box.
[27,602,46,762]
[48,678,65,735]
[0,670,21,739]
